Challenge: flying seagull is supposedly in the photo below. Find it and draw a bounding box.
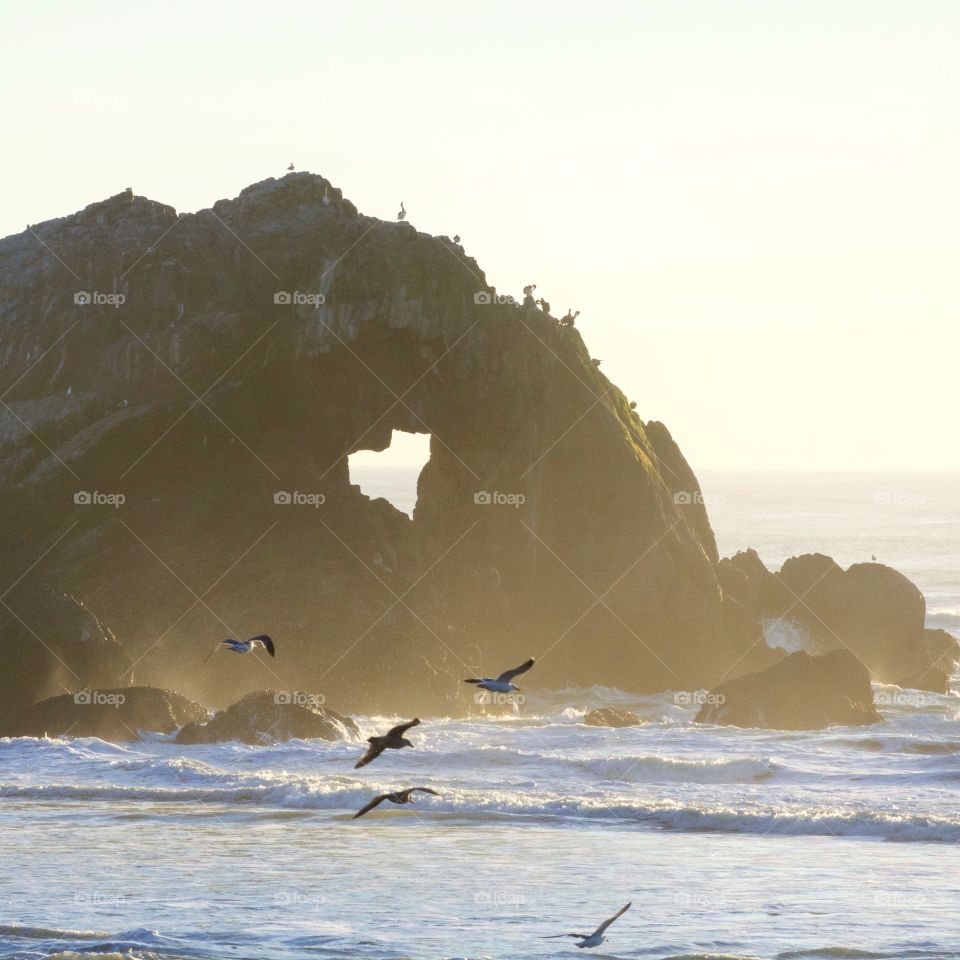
[544,902,632,949]
[352,786,438,819]
[203,634,275,662]
[463,657,534,694]
[397,201,406,220]
[355,718,420,768]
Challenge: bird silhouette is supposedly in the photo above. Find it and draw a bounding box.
[355,718,420,768]
[397,202,406,220]
[352,787,438,819]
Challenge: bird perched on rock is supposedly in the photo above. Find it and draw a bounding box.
[203,634,275,662]
[322,187,331,206]
[536,297,551,315]
[352,786,438,819]
[453,234,460,244]
[463,658,534,694]
[544,902,632,949]
[629,400,637,410]
[560,309,580,327]
[355,718,420,768]
[287,162,295,171]
[397,202,406,220]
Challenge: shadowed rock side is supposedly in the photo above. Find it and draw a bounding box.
[0,686,207,740]
[695,650,883,730]
[0,173,760,714]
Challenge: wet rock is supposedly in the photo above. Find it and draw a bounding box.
[0,686,207,740]
[694,650,882,730]
[175,689,358,744]
[583,707,644,727]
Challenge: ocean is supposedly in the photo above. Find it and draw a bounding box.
[2,470,958,960]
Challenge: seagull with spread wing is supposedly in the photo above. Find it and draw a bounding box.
[463,657,535,694]
[355,718,420,769]
[543,902,631,949]
[352,786,438,819]
[203,634,275,662]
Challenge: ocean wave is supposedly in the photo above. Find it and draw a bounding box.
[3,778,958,842]
[569,753,783,784]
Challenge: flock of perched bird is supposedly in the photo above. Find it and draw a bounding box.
[205,638,632,949]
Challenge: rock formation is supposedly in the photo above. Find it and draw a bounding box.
[0,173,769,714]
[0,685,207,740]
[718,550,950,690]
[175,689,357,744]
[694,650,882,730]
[583,707,644,727]
[0,174,951,718]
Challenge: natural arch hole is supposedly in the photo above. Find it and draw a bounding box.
[348,431,431,518]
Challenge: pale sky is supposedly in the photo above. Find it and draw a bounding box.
[2,0,958,470]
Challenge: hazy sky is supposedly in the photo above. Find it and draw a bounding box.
[2,0,957,470]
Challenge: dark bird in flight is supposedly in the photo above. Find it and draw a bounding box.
[463,657,534,694]
[544,902,632,949]
[287,162,295,171]
[397,201,406,220]
[203,634,275,662]
[352,786,438,819]
[355,718,420,768]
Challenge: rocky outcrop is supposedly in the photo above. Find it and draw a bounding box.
[583,707,644,727]
[694,650,882,730]
[718,550,950,688]
[0,588,133,718]
[175,689,357,744]
[893,628,960,694]
[0,173,773,714]
[0,685,207,740]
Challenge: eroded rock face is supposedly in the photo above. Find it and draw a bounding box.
[0,174,767,713]
[0,685,207,740]
[583,707,644,727]
[694,650,882,730]
[175,689,358,744]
